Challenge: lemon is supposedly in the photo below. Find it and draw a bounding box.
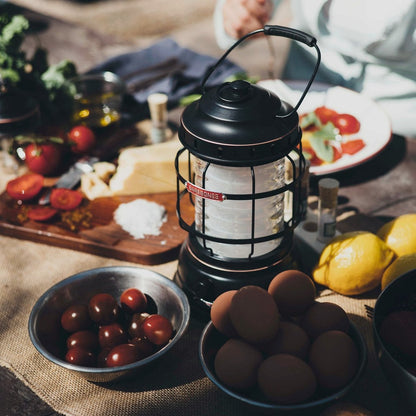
[377,214,416,256]
[381,253,416,290]
[313,231,395,296]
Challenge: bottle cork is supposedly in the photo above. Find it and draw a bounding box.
[318,178,339,209]
[147,93,168,143]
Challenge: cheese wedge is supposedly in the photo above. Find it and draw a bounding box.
[109,138,187,195]
[81,171,113,200]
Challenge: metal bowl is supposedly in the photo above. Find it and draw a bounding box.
[28,266,190,383]
[373,268,416,413]
[199,321,367,414]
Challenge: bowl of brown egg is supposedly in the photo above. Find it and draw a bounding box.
[29,266,190,383]
[199,269,367,413]
[373,268,416,413]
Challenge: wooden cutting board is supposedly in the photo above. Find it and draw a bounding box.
[0,190,195,265]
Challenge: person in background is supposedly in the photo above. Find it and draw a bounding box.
[214,0,416,138]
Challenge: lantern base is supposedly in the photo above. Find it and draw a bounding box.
[174,235,296,318]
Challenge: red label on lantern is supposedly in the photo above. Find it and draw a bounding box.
[186,182,225,201]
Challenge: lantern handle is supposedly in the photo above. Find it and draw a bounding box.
[201,25,321,117]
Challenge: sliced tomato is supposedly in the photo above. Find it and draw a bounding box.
[332,145,343,162]
[6,173,44,201]
[50,188,83,211]
[333,113,361,135]
[341,139,366,155]
[27,206,58,222]
[314,106,339,124]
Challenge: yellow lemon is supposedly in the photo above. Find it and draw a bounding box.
[377,213,416,256]
[381,253,416,290]
[313,231,395,296]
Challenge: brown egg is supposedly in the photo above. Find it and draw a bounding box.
[230,285,280,344]
[210,290,237,337]
[301,302,350,340]
[309,330,359,392]
[268,270,316,317]
[379,310,416,358]
[214,338,263,392]
[261,321,310,360]
[257,354,317,404]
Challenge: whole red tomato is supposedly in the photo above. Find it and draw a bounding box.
[68,125,96,154]
[25,142,62,176]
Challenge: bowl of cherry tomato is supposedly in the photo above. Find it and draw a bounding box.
[28,266,190,383]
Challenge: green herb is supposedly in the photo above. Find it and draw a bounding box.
[308,122,338,163]
[0,10,78,126]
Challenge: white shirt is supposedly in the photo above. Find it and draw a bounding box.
[214,0,416,137]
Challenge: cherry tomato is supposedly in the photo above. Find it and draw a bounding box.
[50,188,83,211]
[27,206,58,222]
[333,113,361,135]
[341,139,365,155]
[131,337,155,358]
[88,293,119,325]
[128,312,150,338]
[98,323,128,349]
[120,288,148,314]
[142,314,173,346]
[106,343,142,367]
[6,173,44,201]
[60,304,92,333]
[314,106,339,125]
[68,125,96,154]
[65,347,96,367]
[25,142,62,176]
[66,330,99,351]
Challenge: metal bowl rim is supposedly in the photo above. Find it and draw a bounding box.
[28,265,190,374]
[199,320,367,411]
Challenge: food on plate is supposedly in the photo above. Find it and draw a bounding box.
[24,141,63,176]
[309,330,359,392]
[300,106,364,166]
[377,213,416,257]
[257,354,317,404]
[6,173,44,201]
[68,125,96,154]
[59,287,174,367]
[381,253,416,290]
[313,231,395,295]
[209,270,361,404]
[268,270,316,317]
[109,138,186,195]
[50,188,83,210]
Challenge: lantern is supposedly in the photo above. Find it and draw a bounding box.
[174,26,321,313]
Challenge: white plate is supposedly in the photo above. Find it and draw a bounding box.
[258,80,392,175]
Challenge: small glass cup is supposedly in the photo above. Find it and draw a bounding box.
[70,71,125,137]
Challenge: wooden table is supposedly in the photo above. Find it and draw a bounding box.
[1,4,415,416]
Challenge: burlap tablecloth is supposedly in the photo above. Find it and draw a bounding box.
[0,169,411,416]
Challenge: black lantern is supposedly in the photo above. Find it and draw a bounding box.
[174,26,321,314]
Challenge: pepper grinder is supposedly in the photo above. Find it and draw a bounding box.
[317,178,339,243]
[147,93,168,143]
